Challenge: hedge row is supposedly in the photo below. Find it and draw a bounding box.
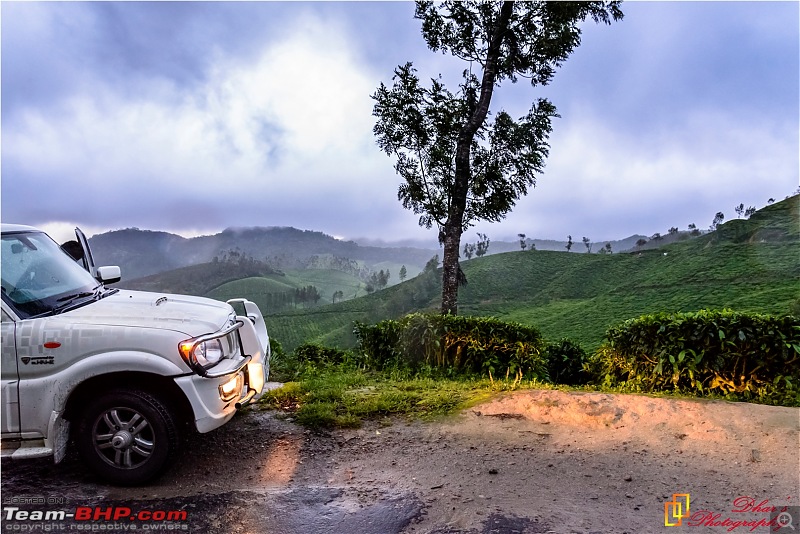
[590,309,799,405]
[353,313,548,379]
[279,309,798,406]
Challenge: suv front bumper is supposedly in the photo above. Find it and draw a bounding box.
[174,307,269,433]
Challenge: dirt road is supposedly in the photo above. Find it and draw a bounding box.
[2,389,798,533]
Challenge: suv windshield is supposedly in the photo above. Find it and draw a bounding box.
[1,231,102,319]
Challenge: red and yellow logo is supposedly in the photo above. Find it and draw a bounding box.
[665,493,691,526]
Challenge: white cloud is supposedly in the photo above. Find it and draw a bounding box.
[3,12,395,234]
[485,109,798,241]
[3,2,796,244]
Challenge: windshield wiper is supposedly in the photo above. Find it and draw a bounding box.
[97,286,119,299]
[56,291,94,302]
[53,285,104,314]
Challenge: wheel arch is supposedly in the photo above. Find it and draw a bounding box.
[63,372,194,431]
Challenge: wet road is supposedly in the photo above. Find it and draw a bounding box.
[0,408,551,534]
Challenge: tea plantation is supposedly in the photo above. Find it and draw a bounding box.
[263,195,798,352]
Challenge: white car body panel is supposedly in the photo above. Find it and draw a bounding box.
[1,224,270,470]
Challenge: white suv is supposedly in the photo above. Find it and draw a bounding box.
[1,224,270,485]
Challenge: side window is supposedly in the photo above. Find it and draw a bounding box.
[1,308,14,323]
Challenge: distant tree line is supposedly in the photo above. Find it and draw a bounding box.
[366,270,391,294]
[252,285,323,313]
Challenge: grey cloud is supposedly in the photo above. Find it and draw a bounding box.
[2,2,798,243]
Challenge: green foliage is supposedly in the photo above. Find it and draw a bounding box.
[790,298,800,317]
[374,2,623,315]
[544,339,590,385]
[261,196,799,353]
[588,310,800,405]
[415,1,623,86]
[354,313,548,379]
[259,368,543,429]
[209,269,370,314]
[268,342,363,382]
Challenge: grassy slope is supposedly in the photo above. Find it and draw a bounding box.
[263,196,799,352]
[207,269,369,309]
[459,242,796,348]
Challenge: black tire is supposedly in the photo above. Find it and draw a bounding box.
[75,389,180,486]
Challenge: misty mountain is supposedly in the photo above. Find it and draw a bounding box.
[89,223,667,283]
[89,226,439,281]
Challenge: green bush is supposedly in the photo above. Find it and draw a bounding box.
[544,339,590,385]
[269,341,362,381]
[354,313,548,379]
[589,309,800,405]
[293,343,355,366]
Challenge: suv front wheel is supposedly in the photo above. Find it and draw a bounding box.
[76,389,180,485]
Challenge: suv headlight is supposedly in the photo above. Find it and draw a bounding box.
[183,338,224,367]
[184,333,239,376]
[179,323,242,376]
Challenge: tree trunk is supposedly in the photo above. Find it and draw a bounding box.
[440,226,462,314]
[440,1,514,316]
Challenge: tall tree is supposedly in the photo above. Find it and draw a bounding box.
[518,233,527,250]
[373,1,623,314]
[463,242,476,259]
[475,232,491,257]
[710,212,725,231]
[565,234,573,252]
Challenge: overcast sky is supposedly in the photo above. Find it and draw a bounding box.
[2,1,798,246]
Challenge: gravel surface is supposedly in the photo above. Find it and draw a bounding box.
[2,389,798,533]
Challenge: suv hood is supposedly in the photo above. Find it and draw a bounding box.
[62,289,233,337]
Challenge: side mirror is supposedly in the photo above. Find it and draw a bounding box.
[96,266,121,285]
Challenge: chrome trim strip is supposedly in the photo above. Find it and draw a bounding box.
[190,319,244,347]
[183,320,248,378]
[203,355,251,379]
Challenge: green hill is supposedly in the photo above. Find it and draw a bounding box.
[90,225,436,280]
[207,269,369,308]
[121,259,371,311]
[262,196,799,352]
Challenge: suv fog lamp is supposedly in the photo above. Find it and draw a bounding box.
[248,361,265,392]
[219,373,244,402]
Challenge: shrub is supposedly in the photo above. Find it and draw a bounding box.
[354,313,548,379]
[293,343,354,366]
[544,339,590,385]
[589,309,800,405]
[269,341,362,381]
